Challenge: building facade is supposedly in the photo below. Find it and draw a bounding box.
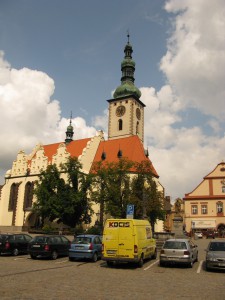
[184,161,225,236]
[0,36,164,232]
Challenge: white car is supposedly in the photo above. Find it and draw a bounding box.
[195,231,203,238]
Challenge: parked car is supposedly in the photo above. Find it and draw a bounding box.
[195,231,203,239]
[205,230,215,239]
[205,240,225,271]
[160,238,198,268]
[28,235,71,260]
[69,234,102,262]
[0,233,32,256]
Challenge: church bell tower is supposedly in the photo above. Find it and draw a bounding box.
[107,34,145,143]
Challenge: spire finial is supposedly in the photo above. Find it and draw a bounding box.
[65,111,74,144]
[127,30,130,44]
[70,111,72,125]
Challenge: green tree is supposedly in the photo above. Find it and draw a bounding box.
[130,161,165,231]
[90,161,109,229]
[33,157,93,228]
[90,158,134,220]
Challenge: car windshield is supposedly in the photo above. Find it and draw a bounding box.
[0,235,9,240]
[209,242,225,251]
[73,237,92,244]
[164,241,187,250]
[32,236,49,243]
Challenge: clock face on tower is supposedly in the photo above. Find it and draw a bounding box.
[116,105,126,117]
[136,108,141,120]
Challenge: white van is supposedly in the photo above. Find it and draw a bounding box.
[102,218,157,267]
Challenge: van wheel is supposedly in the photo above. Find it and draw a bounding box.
[152,249,157,259]
[138,255,144,268]
[30,254,37,259]
[107,261,114,267]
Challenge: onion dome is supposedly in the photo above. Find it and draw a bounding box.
[113,34,141,99]
[65,112,74,144]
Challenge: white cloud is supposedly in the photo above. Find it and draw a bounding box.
[0,0,225,205]
[161,0,225,119]
[138,0,225,201]
[0,52,97,183]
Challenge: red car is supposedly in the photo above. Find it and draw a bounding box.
[206,231,215,239]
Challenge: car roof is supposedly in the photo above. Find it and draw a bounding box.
[34,235,65,237]
[209,239,225,243]
[76,234,100,238]
[165,239,190,242]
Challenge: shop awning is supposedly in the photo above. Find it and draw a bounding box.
[191,220,216,229]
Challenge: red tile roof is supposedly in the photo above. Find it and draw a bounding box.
[34,138,92,163]
[31,136,158,177]
[93,136,158,177]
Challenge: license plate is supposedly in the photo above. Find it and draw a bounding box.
[75,246,84,249]
[107,250,116,254]
[218,263,225,267]
[32,245,40,248]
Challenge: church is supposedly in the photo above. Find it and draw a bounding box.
[0,36,164,232]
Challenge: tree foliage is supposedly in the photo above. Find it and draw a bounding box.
[130,161,165,231]
[90,158,133,220]
[33,157,93,228]
[91,159,165,230]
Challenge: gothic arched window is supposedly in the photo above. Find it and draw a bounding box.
[8,183,17,211]
[23,182,34,210]
[118,119,123,131]
[136,121,139,134]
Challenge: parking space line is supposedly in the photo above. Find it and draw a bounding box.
[197,260,203,273]
[55,259,69,264]
[144,260,159,271]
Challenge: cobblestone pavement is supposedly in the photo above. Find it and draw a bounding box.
[0,238,224,300]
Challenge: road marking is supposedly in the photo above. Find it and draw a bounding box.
[197,260,203,273]
[144,260,159,270]
[55,259,69,264]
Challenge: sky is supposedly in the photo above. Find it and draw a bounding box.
[0,0,225,202]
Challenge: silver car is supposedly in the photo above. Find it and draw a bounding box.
[160,238,198,268]
[205,240,225,271]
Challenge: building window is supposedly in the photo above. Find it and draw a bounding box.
[201,205,208,214]
[191,205,198,215]
[8,183,18,211]
[222,186,225,193]
[217,202,223,213]
[23,182,34,210]
[136,121,139,134]
[118,119,123,131]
